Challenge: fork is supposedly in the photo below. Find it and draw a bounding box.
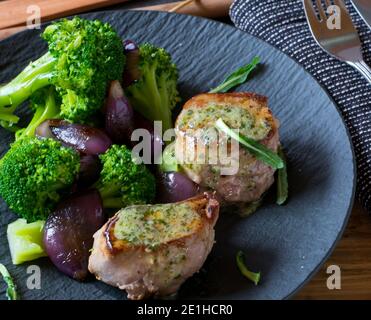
[303,0,371,84]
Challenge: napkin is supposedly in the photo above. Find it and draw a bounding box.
[230,0,371,212]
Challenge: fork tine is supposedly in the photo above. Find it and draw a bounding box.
[303,0,320,25]
[332,0,354,24]
[315,0,327,21]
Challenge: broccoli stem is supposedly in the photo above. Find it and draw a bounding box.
[102,197,124,209]
[129,63,173,132]
[97,184,123,209]
[0,52,55,109]
[145,64,171,130]
[0,110,20,124]
[16,87,60,140]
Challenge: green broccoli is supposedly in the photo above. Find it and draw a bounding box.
[15,86,60,141]
[125,43,180,132]
[0,137,80,221]
[96,144,156,209]
[0,17,124,127]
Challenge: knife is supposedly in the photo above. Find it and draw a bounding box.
[351,0,371,30]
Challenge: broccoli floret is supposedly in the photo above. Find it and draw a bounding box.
[96,144,155,209]
[0,137,80,221]
[15,87,60,140]
[125,43,180,132]
[0,17,124,126]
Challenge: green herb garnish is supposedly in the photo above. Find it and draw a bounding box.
[215,118,284,169]
[236,251,261,285]
[209,57,260,93]
[276,146,288,205]
[0,263,19,300]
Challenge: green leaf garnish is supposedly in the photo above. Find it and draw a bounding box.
[236,251,261,285]
[209,56,260,93]
[276,146,288,205]
[215,118,284,169]
[0,263,19,300]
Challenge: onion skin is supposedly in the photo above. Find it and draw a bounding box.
[43,190,105,281]
[123,40,140,87]
[104,80,135,145]
[36,119,112,155]
[50,122,112,155]
[156,172,200,203]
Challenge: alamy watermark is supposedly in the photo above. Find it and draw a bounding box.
[26,5,41,30]
[26,265,41,290]
[326,5,341,30]
[326,265,341,290]
[130,121,241,176]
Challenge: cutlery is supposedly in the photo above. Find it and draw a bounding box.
[351,0,371,29]
[303,0,371,84]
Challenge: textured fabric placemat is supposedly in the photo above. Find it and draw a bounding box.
[230,0,371,212]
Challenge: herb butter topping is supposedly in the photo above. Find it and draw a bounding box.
[114,203,202,248]
[177,104,272,141]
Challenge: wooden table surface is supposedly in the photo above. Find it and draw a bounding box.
[296,201,371,299]
[1,0,370,300]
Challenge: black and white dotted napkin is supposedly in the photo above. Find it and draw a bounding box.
[230,0,371,212]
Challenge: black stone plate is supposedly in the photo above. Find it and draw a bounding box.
[0,10,355,300]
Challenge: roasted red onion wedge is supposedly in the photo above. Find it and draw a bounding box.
[35,119,64,139]
[43,189,105,281]
[156,172,200,203]
[123,40,140,87]
[133,112,164,165]
[78,154,102,187]
[36,119,112,155]
[105,80,135,144]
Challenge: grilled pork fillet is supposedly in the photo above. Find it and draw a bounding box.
[88,193,219,300]
[175,93,280,204]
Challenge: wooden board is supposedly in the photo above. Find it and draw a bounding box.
[0,0,128,29]
[296,201,371,299]
[0,0,233,40]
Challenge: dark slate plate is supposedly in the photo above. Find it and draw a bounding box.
[0,10,355,300]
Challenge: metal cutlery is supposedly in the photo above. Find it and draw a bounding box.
[303,0,371,84]
[351,0,371,30]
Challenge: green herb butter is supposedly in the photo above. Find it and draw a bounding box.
[178,104,271,141]
[114,203,202,249]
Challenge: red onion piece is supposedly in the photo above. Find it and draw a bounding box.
[123,39,141,87]
[50,124,112,155]
[133,112,164,167]
[156,172,200,203]
[78,154,102,187]
[104,80,135,145]
[35,119,66,139]
[36,120,112,155]
[43,189,105,281]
